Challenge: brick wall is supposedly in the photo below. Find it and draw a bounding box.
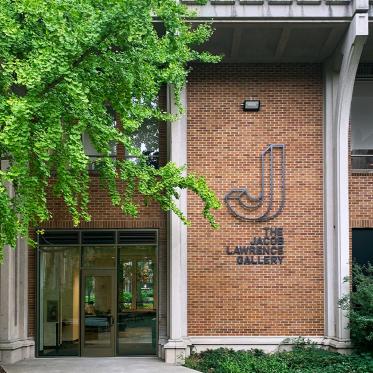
[29,64,328,341]
[350,172,373,228]
[186,64,324,336]
[28,90,168,339]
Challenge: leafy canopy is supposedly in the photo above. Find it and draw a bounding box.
[0,0,221,262]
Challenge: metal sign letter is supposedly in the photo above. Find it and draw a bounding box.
[224,144,286,222]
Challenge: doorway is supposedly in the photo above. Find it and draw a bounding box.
[117,246,156,355]
[81,269,116,357]
[37,230,157,357]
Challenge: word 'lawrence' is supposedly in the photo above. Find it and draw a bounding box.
[225,227,285,265]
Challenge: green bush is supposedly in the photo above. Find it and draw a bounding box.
[339,263,373,352]
[141,289,153,299]
[121,291,132,304]
[184,346,373,373]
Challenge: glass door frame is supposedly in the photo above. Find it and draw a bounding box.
[80,268,116,357]
[36,229,159,358]
[117,247,158,356]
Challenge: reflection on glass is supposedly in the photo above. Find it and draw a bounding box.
[125,119,159,168]
[84,275,112,347]
[118,246,156,355]
[120,261,133,310]
[83,246,116,268]
[39,247,80,356]
[136,260,154,310]
[351,149,373,170]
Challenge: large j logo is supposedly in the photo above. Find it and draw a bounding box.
[224,144,285,222]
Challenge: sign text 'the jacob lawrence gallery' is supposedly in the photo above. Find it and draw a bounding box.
[225,227,285,265]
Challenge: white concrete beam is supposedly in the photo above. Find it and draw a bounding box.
[164,85,189,364]
[0,162,34,364]
[324,12,368,342]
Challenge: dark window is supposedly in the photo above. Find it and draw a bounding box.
[352,228,373,266]
[125,119,159,168]
[82,109,117,171]
[351,80,373,170]
[38,231,79,245]
[118,230,157,245]
[82,231,115,245]
[82,132,117,171]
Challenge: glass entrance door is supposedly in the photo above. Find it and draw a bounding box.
[38,230,158,357]
[81,269,116,357]
[118,246,156,355]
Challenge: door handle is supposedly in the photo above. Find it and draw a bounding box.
[111,316,115,326]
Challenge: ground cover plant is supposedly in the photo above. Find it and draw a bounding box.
[184,346,373,373]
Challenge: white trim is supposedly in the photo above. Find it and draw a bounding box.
[334,13,368,340]
[324,12,368,342]
[324,68,337,338]
[0,340,35,351]
[164,85,189,364]
[188,336,352,353]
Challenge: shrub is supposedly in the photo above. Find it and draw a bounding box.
[121,291,132,304]
[184,346,373,373]
[339,263,373,352]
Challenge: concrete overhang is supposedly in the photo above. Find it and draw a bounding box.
[183,0,372,20]
[190,20,373,63]
[361,22,373,62]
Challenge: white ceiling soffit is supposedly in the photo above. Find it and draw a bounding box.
[193,22,349,63]
[360,23,373,63]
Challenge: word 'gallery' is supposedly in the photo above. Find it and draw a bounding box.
[1,7,373,365]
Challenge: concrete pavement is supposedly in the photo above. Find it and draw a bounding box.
[1,357,199,373]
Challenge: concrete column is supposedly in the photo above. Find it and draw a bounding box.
[0,241,35,363]
[163,85,189,364]
[0,161,34,364]
[324,12,368,348]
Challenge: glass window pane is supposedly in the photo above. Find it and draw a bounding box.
[136,260,155,310]
[83,247,116,268]
[119,261,133,311]
[82,231,115,245]
[84,275,113,347]
[352,229,373,266]
[39,247,80,356]
[125,120,159,168]
[351,150,373,170]
[351,80,373,169]
[118,246,156,356]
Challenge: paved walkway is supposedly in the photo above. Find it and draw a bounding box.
[1,357,199,373]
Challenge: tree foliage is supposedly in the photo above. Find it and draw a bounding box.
[0,0,221,262]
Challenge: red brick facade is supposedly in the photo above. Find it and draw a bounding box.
[350,172,373,228]
[29,63,372,343]
[186,64,324,336]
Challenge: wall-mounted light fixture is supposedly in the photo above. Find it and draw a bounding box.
[242,99,260,112]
